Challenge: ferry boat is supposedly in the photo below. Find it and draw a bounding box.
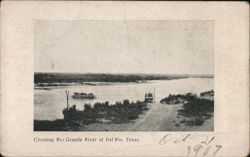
[72,92,95,99]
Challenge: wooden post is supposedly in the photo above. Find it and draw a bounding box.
[65,90,69,110]
[154,88,155,102]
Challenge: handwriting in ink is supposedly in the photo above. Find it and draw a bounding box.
[187,144,222,156]
[159,134,215,145]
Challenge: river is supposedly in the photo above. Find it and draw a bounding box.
[34,78,213,120]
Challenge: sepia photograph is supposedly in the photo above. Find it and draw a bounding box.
[1,1,249,157]
[34,20,214,131]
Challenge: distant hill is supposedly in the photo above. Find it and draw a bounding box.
[34,72,213,83]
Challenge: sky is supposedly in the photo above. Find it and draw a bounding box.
[35,20,213,74]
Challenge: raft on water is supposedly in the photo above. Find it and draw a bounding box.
[72,92,95,99]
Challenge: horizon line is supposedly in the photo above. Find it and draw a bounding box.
[34,72,214,76]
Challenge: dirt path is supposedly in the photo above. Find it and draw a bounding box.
[129,103,182,131]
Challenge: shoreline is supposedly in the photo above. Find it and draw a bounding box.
[34,73,213,88]
[34,77,213,90]
[34,90,214,131]
[34,102,213,131]
[34,80,150,89]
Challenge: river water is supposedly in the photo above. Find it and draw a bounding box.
[34,78,213,120]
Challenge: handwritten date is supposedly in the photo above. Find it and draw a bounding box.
[159,134,215,145]
[159,134,222,156]
[187,144,222,156]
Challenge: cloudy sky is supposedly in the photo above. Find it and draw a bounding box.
[35,20,213,74]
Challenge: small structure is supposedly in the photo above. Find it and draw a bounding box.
[145,92,154,103]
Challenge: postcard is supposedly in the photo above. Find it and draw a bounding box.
[0,1,249,157]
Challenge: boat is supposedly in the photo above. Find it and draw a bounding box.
[72,92,95,99]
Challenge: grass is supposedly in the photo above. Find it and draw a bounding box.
[178,99,214,117]
[34,119,66,131]
[160,93,197,104]
[34,100,149,131]
[178,98,214,126]
[64,100,149,124]
[161,91,214,126]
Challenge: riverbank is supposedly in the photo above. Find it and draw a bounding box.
[34,89,214,131]
[35,72,213,84]
[34,81,150,90]
[34,102,213,131]
[34,100,149,131]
